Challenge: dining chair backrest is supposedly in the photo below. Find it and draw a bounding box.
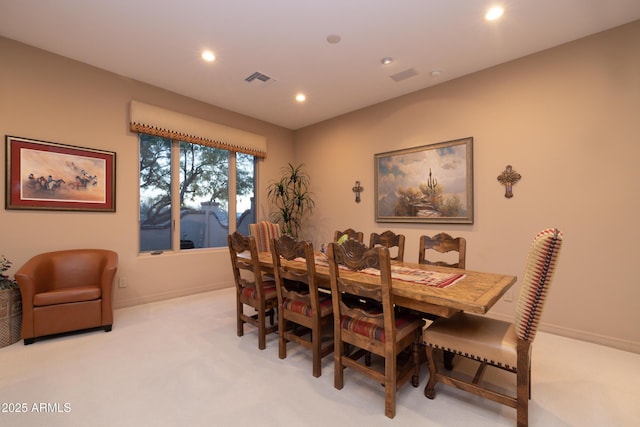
[271,235,318,304]
[418,233,466,269]
[328,240,388,328]
[515,228,563,342]
[249,221,281,252]
[334,228,364,243]
[228,231,262,288]
[369,230,405,261]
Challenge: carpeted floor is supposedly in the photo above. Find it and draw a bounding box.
[1,287,638,426]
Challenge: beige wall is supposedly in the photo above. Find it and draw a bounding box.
[294,21,640,353]
[0,37,294,308]
[1,20,639,353]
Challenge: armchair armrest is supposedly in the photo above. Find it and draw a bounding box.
[15,253,55,305]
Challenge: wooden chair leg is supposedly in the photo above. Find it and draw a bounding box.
[444,350,455,370]
[516,341,531,427]
[278,312,287,359]
[334,342,345,389]
[384,353,397,418]
[411,337,420,387]
[516,366,529,427]
[258,305,266,350]
[312,326,322,378]
[529,363,532,399]
[236,298,244,337]
[424,345,437,399]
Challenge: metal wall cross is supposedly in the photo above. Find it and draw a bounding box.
[497,165,521,198]
[352,180,364,203]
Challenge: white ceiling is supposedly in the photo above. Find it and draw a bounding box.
[1,1,639,130]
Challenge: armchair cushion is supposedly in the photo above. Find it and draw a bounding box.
[33,286,101,307]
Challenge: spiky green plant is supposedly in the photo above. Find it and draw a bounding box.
[267,163,314,239]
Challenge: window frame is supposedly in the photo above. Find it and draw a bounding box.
[138,134,256,253]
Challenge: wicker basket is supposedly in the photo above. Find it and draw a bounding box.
[0,287,22,348]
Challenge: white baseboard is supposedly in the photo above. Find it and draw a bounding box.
[486,312,639,354]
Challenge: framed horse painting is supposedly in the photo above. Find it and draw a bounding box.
[5,135,116,212]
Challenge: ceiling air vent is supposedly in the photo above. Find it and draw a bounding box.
[390,68,418,82]
[245,71,275,87]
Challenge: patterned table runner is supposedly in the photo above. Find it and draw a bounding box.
[363,265,465,288]
[303,254,464,289]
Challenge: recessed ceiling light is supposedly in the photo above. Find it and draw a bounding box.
[381,57,394,65]
[295,93,306,102]
[485,6,504,21]
[201,50,215,62]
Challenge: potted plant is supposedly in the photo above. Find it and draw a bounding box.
[0,254,22,348]
[267,163,315,239]
[0,255,17,289]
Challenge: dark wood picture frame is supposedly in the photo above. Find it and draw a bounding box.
[5,135,116,212]
[375,137,473,224]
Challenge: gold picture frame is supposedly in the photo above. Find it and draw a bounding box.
[375,137,473,224]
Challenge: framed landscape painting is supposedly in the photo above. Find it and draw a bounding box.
[375,137,473,224]
[5,135,116,212]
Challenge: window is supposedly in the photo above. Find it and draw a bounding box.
[139,134,255,252]
[139,135,172,251]
[236,152,256,236]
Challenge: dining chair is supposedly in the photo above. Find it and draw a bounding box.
[249,221,281,252]
[423,228,563,427]
[418,232,466,268]
[369,230,405,261]
[271,235,334,377]
[333,228,364,243]
[327,239,423,419]
[227,231,278,350]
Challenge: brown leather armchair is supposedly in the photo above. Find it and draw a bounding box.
[15,249,118,345]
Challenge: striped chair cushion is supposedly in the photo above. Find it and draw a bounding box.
[340,313,420,343]
[249,222,281,252]
[283,296,333,317]
[241,280,277,300]
[514,228,563,342]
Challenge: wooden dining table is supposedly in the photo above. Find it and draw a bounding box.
[252,251,517,318]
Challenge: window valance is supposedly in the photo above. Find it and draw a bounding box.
[129,100,267,158]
